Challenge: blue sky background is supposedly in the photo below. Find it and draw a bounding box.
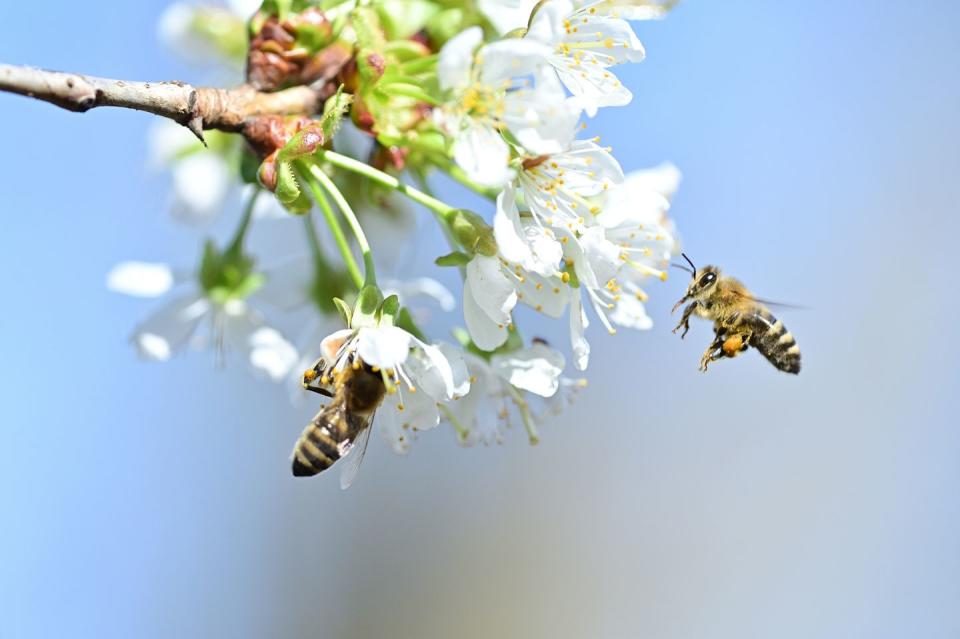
[1,1,959,638]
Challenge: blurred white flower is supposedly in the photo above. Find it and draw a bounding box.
[526,0,646,116]
[107,261,298,381]
[146,120,286,225]
[435,26,580,188]
[442,342,566,446]
[478,0,539,34]
[318,325,469,454]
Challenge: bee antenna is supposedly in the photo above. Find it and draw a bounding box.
[681,253,697,274]
[670,263,693,275]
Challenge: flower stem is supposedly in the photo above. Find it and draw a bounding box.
[302,211,330,270]
[443,162,500,200]
[508,386,540,445]
[305,163,377,287]
[300,167,364,289]
[438,403,470,444]
[316,149,457,223]
[224,187,260,255]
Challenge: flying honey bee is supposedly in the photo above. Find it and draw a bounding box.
[671,254,801,374]
[291,356,386,487]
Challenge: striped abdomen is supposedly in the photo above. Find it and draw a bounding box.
[749,309,801,374]
[292,404,367,477]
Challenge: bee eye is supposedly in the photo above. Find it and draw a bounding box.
[699,272,716,287]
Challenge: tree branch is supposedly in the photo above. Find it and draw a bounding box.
[0,63,326,144]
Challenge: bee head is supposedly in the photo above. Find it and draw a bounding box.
[671,254,720,312]
[689,265,720,298]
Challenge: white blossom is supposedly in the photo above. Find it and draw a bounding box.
[441,342,565,446]
[526,0,647,116]
[107,261,298,381]
[317,326,469,454]
[435,26,581,188]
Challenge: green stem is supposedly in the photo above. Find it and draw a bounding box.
[225,187,260,255]
[302,211,330,270]
[443,162,500,201]
[508,386,540,445]
[300,168,364,289]
[305,163,377,287]
[398,55,438,75]
[316,149,457,223]
[439,403,470,444]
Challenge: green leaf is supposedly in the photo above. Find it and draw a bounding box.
[450,209,497,256]
[435,251,473,267]
[376,0,438,40]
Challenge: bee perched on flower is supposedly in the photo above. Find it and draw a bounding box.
[2,0,685,479]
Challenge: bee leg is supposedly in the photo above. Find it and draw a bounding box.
[699,336,725,372]
[304,386,335,398]
[672,302,697,339]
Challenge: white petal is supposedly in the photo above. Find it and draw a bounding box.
[452,122,514,188]
[516,273,568,318]
[569,293,591,370]
[438,343,473,398]
[438,26,483,91]
[170,153,231,225]
[131,293,210,361]
[463,277,510,351]
[146,118,200,169]
[379,391,441,454]
[356,326,413,369]
[466,255,518,324]
[254,256,312,311]
[478,0,539,34]
[404,340,460,401]
[247,326,299,381]
[577,225,622,286]
[556,61,633,114]
[609,294,653,330]
[479,38,552,85]
[107,262,175,298]
[226,0,261,18]
[525,0,574,46]
[502,68,581,157]
[382,278,456,312]
[320,329,355,362]
[492,343,565,397]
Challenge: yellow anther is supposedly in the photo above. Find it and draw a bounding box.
[561,272,571,283]
[397,403,405,411]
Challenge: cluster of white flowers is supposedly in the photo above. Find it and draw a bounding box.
[435,2,681,371]
[109,0,683,472]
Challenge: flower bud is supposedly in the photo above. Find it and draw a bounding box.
[450,210,498,257]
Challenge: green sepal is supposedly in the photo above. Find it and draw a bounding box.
[239,148,261,185]
[351,283,383,328]
[435,251,473,267]
[450,209,498,257]
[332,296,352,327]
[426,8,468,46]
[376,0,438,40]
[320,86,353,141]
[453,325,524,360]
[275,161,302,205]
[377,294,400,325]
[350,7,386,52]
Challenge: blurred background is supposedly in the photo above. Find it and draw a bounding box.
[2,1,959,638]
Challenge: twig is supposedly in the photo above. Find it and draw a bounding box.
[0,63,326,144]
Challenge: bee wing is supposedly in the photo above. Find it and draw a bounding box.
[731,290,807,310]
[338,417,374,490]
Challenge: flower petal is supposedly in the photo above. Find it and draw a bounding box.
[320,329,354,363]
[479,38,552,85]
[463,277,510,351]
[170,153,231,225]
[609,293,653,330]
[492,343,565,397]
[247,326,299,381]
[356,326,413,370]
[569,293,591,370]
[131,293,210,361]
[466,255,518,324]
[438,26,483,91]
[107,261,175,298]
[452,122,514,188]
[403,340,460,401]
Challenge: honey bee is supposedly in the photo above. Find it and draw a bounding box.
[291,356,386,487]
[671,254,801,374]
